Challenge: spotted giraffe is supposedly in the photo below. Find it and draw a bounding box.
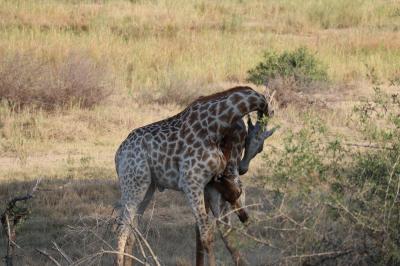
[114,86,273,265]
[197,116,277,266]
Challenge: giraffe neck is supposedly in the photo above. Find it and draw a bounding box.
[238,155,251,175]
[187,86,268,142]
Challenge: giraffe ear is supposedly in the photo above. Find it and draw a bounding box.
[262,126,278,140]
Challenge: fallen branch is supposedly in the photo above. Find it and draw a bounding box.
[342,142,394,150]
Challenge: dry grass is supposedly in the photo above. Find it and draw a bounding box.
[0,0,399,98]
[0,51,112,110]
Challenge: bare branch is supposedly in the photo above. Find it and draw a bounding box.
[217,203,261,221]
[36,249,62,266]
[5,178,41,209]
[132,227,161,266]
[279,249,353,264]
[52,241,73,264]
[216,218,277,248]
[1,179,42,266]
[71,249,146,266]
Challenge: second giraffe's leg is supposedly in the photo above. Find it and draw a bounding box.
[123,183,156,266]
[115,171,151,266]
[217,213,249,266]
[183,185,216,266]
[195,226,205,266]
[196,194,213,266]
[207,188,248,266]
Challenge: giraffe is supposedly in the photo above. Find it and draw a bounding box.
[114,86,273,265]
[197,116,277,266]
[124,117,274,266]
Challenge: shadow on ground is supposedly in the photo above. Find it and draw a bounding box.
[0,170,275,265]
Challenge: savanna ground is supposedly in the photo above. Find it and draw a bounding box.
[1,0,400,265]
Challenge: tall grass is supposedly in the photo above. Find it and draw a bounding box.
[0,0,398,164]
[0,0,399,99]
[0,51,112,110]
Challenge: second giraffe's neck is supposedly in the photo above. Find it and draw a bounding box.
[189,86,269,140]
[238,155,251,175]
[211,87,268,135]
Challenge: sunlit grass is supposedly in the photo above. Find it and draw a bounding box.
[0,0,398,155]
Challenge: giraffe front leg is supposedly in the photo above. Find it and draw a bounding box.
[183,186,216,266]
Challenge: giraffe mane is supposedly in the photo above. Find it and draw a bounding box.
[191,86,254,105]
[136,86,255,130]
[160,86,255,123]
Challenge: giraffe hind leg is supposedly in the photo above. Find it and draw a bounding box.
[123,182,156,266]
[115,169,151,266]
[123,233,135,266]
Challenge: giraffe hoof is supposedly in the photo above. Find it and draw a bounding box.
[237,209,249,224]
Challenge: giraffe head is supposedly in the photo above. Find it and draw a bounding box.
[214,116,277,223]
[239,115,277,175]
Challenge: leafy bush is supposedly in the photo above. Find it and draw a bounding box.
[247,47,328,86]
[0,51,113,110]
[259,87,400,264]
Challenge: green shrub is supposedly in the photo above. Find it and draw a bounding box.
[260,87,400,264]
[247,47,328,86]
